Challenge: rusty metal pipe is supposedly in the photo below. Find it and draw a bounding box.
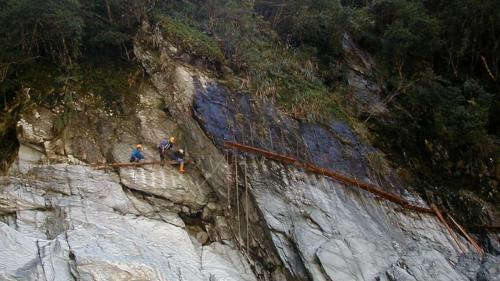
[92,160,177,170]
[431,204,468,254]
[448,214,484,255]
[224,141,434,214]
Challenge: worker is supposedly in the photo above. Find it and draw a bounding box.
[130,144,145,162]
[173,149,186,173]
[158,137,175,162]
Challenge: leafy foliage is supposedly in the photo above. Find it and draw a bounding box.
[0,0,84,64]
[352,0,499,202]
[196,1,347,119]
[155,15,224,63]
[370,1,441,74]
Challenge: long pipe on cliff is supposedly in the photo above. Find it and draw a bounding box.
[466,225,500,231]
[92,161,164,169]
[447,214,485,255]
[91,160,188,170]
[224,141,490,255]
[223,141,434,214]
[431,204,468,254]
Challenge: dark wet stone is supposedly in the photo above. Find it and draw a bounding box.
[193,79,372,180]
[329,121,359,144]
[193,81,232,145]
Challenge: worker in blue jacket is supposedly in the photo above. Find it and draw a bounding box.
[130,144,145,162]
[158,137,175,162]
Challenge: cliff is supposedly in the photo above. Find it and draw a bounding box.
[0,21,498,281]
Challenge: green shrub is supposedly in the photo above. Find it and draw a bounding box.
[155,15,224,63]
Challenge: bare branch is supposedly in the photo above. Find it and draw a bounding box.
[481,56,496,81]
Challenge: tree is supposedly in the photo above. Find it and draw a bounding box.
[0,0,84,65]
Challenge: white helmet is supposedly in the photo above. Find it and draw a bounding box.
[179,149,184,154]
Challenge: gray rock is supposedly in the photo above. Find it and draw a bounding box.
[245,159,480,281]
[0,163,258,281]
[119,165,210,211]
[456,253,483,280]
[477,255,500,281]
[342,33,387,117]
[9,144,46,174]
[202,242,257,281]
[16,107,56,145]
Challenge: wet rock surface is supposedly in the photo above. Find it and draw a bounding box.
[193,81,374,182]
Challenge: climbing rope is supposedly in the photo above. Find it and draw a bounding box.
[236,150,241,241]
[226,150,231,210]
[244,156,250,252]
[268,127,273,151]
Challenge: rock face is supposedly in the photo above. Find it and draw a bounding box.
[1,21,499,281]
[192,55,499,280]
[246,161,469,281]
[1,164,257,281]
[341,33,387,118]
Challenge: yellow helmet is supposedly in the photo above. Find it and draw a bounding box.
[136,144,143,149]
[169,137,175,143]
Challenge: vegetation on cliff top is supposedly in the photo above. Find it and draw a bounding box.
[155,15,224,63]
